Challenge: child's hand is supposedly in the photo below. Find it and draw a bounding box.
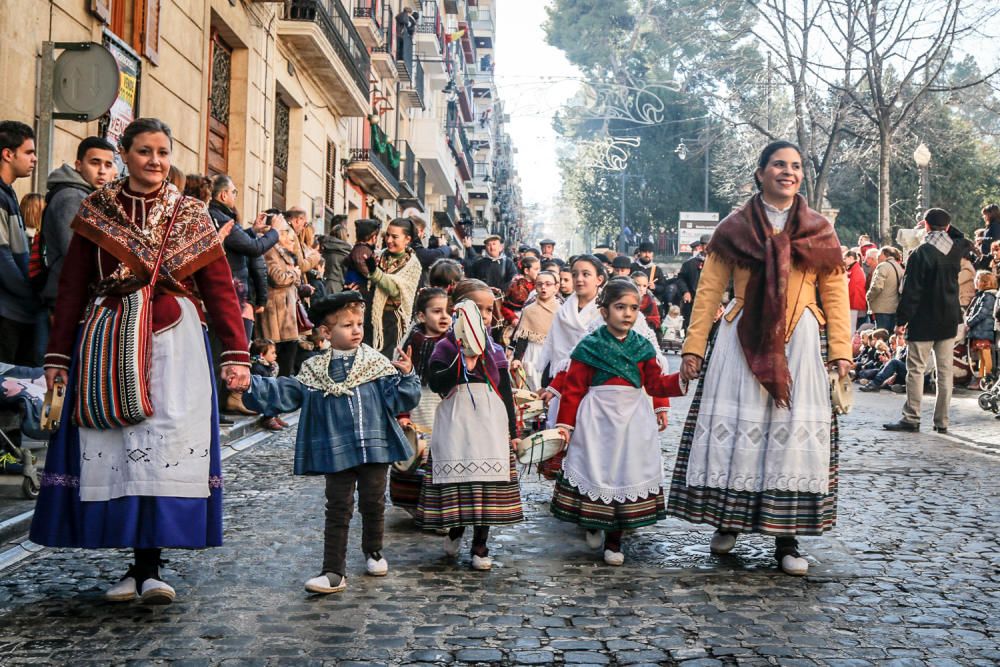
[538,388,554,405]
[656,412,669,432]
[397,417,413,428]
[463,354,480,371]
[557,427,570,444]
[510,437,521,452]
[393,346,414,374]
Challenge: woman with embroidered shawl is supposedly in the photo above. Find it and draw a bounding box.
[552,279,685,567]
[369,218,423,359]
[671,141,851,577]
[510,269,559,390]
[415,279,523,571]
[31,118,250,604]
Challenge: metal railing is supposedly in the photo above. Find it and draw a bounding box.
[473,161,490,180]
[411,57,425,106]
[398,140,417,193]
[348,118,400,186]
[396,31,414,79]
[415,162,426,205]
[352,0,381,28]
[416,0,444,53]
[285,0,371,98]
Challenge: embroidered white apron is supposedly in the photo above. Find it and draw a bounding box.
[430,383,510,483]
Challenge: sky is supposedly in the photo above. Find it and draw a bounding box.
[494,1,580,215]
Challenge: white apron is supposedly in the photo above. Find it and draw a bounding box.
[561,385,663,504]
[686,305,831,494]
[520,340,545,392]
[430,383,510,484]
[410,385,441,432]
[79,298,213,501]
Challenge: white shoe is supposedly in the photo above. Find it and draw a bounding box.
[780,554,809,576]
[710,531,737,555]
[603,549,625,566]
[471,554,493,570]
[584,530,604,550]
[139,578,176,605]
[304,573,347,594]
[443,534,461,557]
[104,575,138,602]
[365,552,388,576]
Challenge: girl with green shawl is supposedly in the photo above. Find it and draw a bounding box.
[551,280,686,566]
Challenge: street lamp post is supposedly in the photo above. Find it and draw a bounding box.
[618,171,645,255]
[675,138,710,212]
[913,142,931,220]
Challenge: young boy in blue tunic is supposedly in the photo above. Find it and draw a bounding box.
[244,291,420,594]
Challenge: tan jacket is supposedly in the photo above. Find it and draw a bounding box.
[866,259,902,315]
[259,246,300,343]
[682,253,853,362]
[959,258,976,308]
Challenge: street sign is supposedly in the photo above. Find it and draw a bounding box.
[678,211,719,253]
[52,44,120,121]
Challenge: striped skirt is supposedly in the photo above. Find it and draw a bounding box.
[666,324,839,536]
[414,450,523,529]
[551,474,666,531]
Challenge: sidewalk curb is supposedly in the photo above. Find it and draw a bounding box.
[0,411,297,574]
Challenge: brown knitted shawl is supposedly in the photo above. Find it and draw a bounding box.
[707,194,843,407]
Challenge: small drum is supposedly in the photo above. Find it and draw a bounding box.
[516,428,566,466]
[512,387,538,406]
[518,399,545,422]
[393,424,427,473]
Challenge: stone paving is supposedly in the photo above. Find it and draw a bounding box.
[0,388,997,666]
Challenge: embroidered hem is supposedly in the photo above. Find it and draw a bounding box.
[560,464,663,505]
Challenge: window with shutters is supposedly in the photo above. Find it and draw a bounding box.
[206,33,233,177]
[89,0,159,65]
[325,141,338,215]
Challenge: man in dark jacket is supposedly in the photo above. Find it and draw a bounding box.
[468,234,517,291]
[41,136,116,308]
[0,121,40,365]
[348,219,380,345]
[630,241,670,313]
[321,223,352,294]
[676,235,709,328]
[209,175,279,342]
[885,209,972,434]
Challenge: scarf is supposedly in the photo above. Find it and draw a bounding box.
[72,178,222,294]
[513,297,558,343]
[371,248,422,352]
[707,194,843,407]
[537,292,602,375]
[295,344,398,397]
[571,326,656,388]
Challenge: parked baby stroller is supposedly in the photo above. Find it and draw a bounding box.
[0,364,53,499]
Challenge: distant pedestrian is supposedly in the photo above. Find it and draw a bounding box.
[245,292,420,594]
[844,248,867,335]
[866,246,903,332]
[885,208,973,434]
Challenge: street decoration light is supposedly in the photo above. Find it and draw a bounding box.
[913,142,931,220]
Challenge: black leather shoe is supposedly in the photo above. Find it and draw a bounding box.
[883,420,919,432]
[933,426,948,434]
[858,383,880,392]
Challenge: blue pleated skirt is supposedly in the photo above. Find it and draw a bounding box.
[28,330,223,549]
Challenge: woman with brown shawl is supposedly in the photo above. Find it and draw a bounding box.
[670,141,851,577]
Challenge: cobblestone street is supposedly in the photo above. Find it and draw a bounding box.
[0,387,997,666]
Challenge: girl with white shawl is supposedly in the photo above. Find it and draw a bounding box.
[370,218,423,359]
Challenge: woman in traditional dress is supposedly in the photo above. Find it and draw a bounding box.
[369,218,423,359]
[260,215,302,376]
[30,118,250,604]
[510,269,559,391]
[671,141,851,576]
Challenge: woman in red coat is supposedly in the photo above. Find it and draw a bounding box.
[845,248,868,336]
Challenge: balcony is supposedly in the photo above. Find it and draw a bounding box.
[409,115,457,196]
[457,19,475,61]
[399,58,425,110]
[469,6,493,35]
[351,0,383,48]
[468,160,492,199]
[346,120,400,200]
[396,32,414,84]
[397,141,426,212]
[281,0,371,117]
[415,0,445,72]
[443,0,458,14]
[434,195,458,227]
[448,122,474,182]
[369,27,395,79]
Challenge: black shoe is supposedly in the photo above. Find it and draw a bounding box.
[933,426,948,434]
[219,414,234,425]
[859,383,880,393]
[883,420,918,432]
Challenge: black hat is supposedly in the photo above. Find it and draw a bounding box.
[699,233,712,244]
[690,238,706,249]
[539,238,556,246]
[611,255,633,269]
[593,252,612,265]
[355,219,380,241]
[637,241,655,253]
[309,291,365,324]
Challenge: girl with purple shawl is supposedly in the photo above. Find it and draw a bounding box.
[414,279,523,571]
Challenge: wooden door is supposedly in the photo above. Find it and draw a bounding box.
[206,32,232,177]
[272,97,290,210]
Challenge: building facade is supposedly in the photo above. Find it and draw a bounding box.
[0,0,523,245]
